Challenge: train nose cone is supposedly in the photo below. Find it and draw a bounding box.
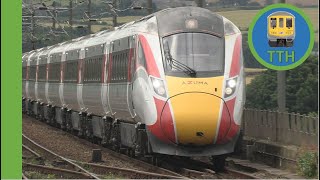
[162,92,223,146]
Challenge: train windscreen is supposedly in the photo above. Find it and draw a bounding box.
[270,18,277,28]
[279,18,284,28]
[162,33,224,77]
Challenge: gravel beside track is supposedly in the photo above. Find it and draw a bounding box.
[23,114,151,172]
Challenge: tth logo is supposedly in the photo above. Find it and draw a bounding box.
[248,4,314,70]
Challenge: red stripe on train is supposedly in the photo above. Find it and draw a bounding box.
[148,98,176,143]
[229,35,242,77]
[138,35,160,78]
[138,35,175,143]
[216,35,242,144]
[216,98,239,144]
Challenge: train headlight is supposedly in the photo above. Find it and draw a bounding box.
[225,87,233,95]
[227,79,237,88]
[150,76,167,98]
[224,77,238,98]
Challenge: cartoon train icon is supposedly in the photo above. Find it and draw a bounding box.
[267,11,295,47]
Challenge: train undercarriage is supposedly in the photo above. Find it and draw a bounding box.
[268,39,294,47]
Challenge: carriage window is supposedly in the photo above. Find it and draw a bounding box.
[48,63,60,82]
[279,18,284,28]
[270,18,277,28]
[286,18,292,28]
[22,67,27,80]
[111,50,129,83]
[29,66,36,81]
[65,61,78,83]
[84,57,102,83]
[38,64,47,82]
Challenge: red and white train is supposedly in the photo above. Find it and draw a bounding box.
[23,7,245,170]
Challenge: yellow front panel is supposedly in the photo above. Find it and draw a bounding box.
[166,76,224,145]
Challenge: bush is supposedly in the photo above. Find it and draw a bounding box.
[297,151,318,178]
[245,55,318,115]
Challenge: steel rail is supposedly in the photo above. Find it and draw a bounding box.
[24,115,260,179]
[22,173,28,180]
[71,160,185,179]
[68,133,187,178]
[22,134,100,179]
[23,162,93,179]
[23,144,42,159]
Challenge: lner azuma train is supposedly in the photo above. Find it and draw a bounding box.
[22,7,245,171]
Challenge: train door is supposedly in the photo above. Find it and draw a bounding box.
[102,43,111,115]
[108,36,133,120]
[77,49,86,111]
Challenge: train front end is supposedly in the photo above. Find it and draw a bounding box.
[135,7,245,157]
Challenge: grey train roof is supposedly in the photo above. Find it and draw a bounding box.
[268,11,295,17]
[154,7,224,37]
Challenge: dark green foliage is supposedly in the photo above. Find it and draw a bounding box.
[246,56,318,115]
[286,56,318,114]
[246,69,277,109]
[242,33,264,68]
[297,152,318,178]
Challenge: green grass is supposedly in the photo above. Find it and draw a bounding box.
[24,171,56,179]
[245,68,267,73]
[103,172,123,179]
[244,68,267,85]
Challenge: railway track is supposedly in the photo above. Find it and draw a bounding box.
[22,173,28,180]
[23,116,262,179]
[223,167,260,179]
[23,162,94,179]
[158,155,259,179]
[23,134,100,179]
[22,133,185,179]
[46,126,188,178]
